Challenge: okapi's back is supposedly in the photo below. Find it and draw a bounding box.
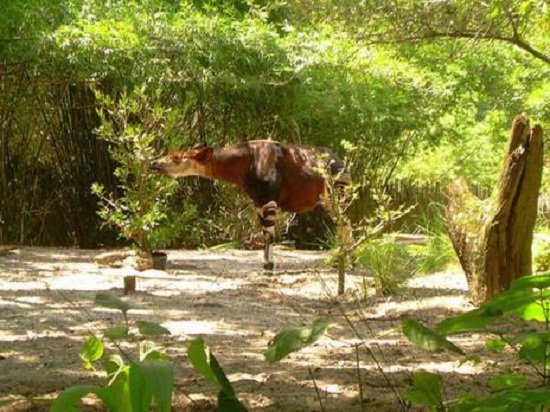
[241,140,344,213]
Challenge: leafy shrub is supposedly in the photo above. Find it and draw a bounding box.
[402,273,550,411]
[265,319,329,364]
[51,292,248,412]
[411,204,457,274]
[92,86,184,253]
[355,235,419,295]
[533,237,550,272]
[51,293,173,412]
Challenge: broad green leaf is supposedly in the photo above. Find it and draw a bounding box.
[509,273,550,290]
[50,385,117,412]
[454,388,550,411]
[108,365,131,412]
[516,300,550,322]
[402,372,443,411]
[450,392,480,412]
[187,338,236,398]
[485,339,506,352]
[517,332,550,367]
[95,293,131,313]
[488,373,526,391]
[218,390,248,412]
[129,362,153,412]
[402,319,464,355]
[436,308,502,336]
[187,338,219,388]
[264,319,329,363]
[137,320,171,336]
[140,341,168,361]
[484,288,550,315]
[79,334,104,369]
[105,326,129,340]
[105,354,125,380]
[132,360,174,412]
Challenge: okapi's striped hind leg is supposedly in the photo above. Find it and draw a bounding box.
[259,201,277,272]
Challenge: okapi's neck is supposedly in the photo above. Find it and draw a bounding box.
[208,146,250,187]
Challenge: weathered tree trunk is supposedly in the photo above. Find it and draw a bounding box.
[446,115,543,305]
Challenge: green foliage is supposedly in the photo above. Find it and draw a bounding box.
[264,319,329,364]
[403,372,444,412]
[2,0,549,246]
[92,86,183,252]
[410,203,457,274]
[187,338,248,412]
[79,334,104,370]
[52,293,174,411]
[95,293,132,313]
[533,237,550,272]
[402,272,550,411]
[51,336,174,412]
[402,319,464,355]
[136,321,171,337]
[355,235,419,295]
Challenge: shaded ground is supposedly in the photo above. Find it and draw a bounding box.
[0,247,523,411]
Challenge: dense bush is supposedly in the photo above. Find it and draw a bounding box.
[1,0,548,247]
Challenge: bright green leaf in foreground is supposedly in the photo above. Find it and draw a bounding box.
[436,307,502,336]
[488,373,526,391]
[264,319,329,363]
[140,340,168,361]
[509,273,550,291]
[50,385,117,412]
[403,319,465,355]
[187,338,235,397]
[79,334,104,370]
[95,293,131,313]
[486,338,506,353]
[137,320,171,336]
[403,372,443,411]
[130,360,174,412]
[104,326,129,340]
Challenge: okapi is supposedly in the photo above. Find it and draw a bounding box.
[150,140,349,271]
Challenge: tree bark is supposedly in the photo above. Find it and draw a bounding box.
[446,115,543,305]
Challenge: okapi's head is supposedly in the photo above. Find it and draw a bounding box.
[150,145,214,177]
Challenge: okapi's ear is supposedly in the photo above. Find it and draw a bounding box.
[194,146,213,162]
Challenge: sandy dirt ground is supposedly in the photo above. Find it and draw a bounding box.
[0,247,526,411]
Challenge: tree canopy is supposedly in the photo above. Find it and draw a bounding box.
[0,0,549,246]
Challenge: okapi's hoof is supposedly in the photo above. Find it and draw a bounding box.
[263,262,274,272]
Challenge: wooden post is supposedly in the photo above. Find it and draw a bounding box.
[446,115,543,305]
[123,275,136,295]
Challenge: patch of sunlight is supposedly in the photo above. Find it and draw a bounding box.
[371,295,470,318]
[0,351,39,363]
[141,278,243,295]
[162,319,246,336]
[382,360,479,375]
[15,296,46,304]
[407,270,468,291]
[0,298,33,309]
[161,320,219,335]
[301,378,357,398]
[47,274,118,290]
[228,372,268,383]
[0,280,46,291]
[0,330,38,345]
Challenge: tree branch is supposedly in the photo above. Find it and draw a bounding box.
[363,29,550,66]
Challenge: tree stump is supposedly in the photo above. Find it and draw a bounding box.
[446,115,543,305]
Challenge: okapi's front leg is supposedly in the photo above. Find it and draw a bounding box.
[259,201,277,271]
